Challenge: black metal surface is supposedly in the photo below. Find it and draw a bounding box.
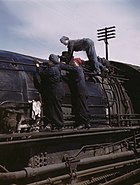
[0,50,140,184]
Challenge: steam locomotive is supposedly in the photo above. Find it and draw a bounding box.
[0,50,140,185]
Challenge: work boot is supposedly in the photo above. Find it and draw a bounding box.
[74,125,85,130]
[94,70,101,75]
[44,125,52,131]
[40,125,52,132]
[102,67,109,74]
[85,123,91,129]
[56,125,65,131]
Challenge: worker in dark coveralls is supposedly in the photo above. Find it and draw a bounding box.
[60,36,106,74]
[60,57,91,129]
[36,54,65,131]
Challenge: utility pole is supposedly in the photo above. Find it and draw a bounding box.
[97,26,116,60]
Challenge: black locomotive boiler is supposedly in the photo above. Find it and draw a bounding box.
[0,50,140,185]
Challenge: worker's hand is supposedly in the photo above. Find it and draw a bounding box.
[36,60,42,67]
[36,63,40,67]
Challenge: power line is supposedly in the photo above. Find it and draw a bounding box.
[97,26,116,60]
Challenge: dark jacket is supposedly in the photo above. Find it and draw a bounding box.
[67,38,94,58]
[39,64,64,96]
[60,63,88,96]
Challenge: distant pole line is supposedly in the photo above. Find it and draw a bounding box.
[97,26,116,60]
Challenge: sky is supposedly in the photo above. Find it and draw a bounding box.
[0,0,140,66]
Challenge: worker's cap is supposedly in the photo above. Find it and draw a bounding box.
[49,54,59,64]
[73,58,83,65]
[60,36,69,44]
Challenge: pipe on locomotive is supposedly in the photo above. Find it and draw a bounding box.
[26,159,140,185]
[0,149,140,182]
